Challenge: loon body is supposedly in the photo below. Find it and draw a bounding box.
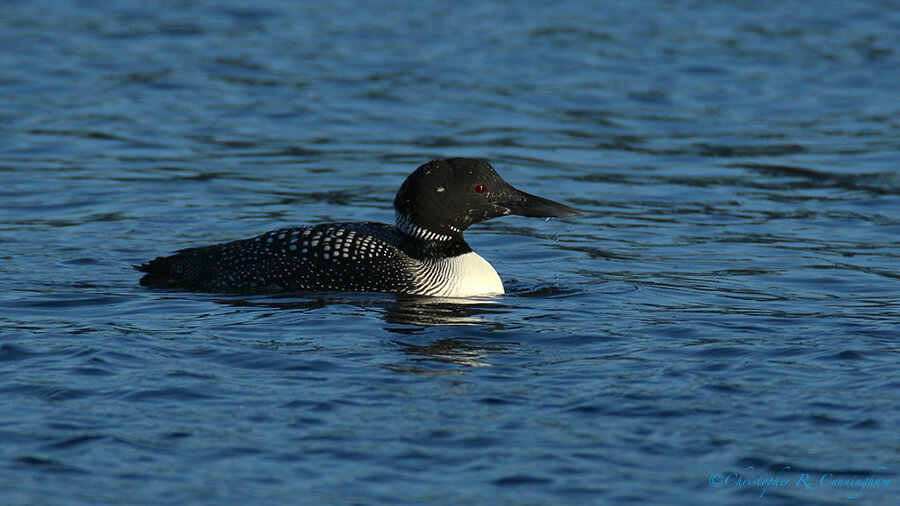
[137,158,580,297]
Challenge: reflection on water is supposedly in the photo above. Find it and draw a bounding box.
[382,295,508,328]
[202,292,516,371]
[2,0,899,504]
[204,291,510,327]
[392,337,504,372]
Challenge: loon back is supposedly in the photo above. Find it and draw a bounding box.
[137,158,580,297]
[137,222,502,297]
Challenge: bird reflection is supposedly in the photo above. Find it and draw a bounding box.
[392,337,508,372]
[199,291,514,372]
[382,294,507,327]
[381,297,516,372]
[208,291,510,327]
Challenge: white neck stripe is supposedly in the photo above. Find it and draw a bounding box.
[395,212,453,241]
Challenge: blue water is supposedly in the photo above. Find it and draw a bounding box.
[2,0,899,504]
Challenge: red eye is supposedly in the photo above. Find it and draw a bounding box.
[473,184,486,194]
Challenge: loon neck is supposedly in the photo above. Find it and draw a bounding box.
[394,212,458,242]
[394,212,471,259]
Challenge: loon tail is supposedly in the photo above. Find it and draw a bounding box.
[134,252,190,287]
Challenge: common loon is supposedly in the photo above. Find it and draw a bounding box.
[137,158,580,297]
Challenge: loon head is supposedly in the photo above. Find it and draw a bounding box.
[393,158,581,241]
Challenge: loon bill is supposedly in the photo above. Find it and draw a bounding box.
[136,158,581,297]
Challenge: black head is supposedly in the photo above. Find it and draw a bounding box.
[393,158,581,241]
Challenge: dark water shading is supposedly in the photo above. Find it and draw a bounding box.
[2,0,900,504]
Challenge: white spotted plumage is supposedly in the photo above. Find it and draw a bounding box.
[140,222,504,297]
[138,158,579,296]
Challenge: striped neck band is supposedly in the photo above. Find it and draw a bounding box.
[395,212,453,241]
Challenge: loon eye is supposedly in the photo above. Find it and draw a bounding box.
[473,184,486,194]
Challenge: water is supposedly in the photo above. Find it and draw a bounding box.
[2,0,899,504]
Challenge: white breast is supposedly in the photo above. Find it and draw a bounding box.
[416,252,505,298]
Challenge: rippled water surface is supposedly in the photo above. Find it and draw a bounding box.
[2,0,899,504]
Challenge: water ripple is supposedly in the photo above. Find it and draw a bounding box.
[1,0,899,504]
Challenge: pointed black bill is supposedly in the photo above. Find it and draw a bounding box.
[497,187,582,218]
